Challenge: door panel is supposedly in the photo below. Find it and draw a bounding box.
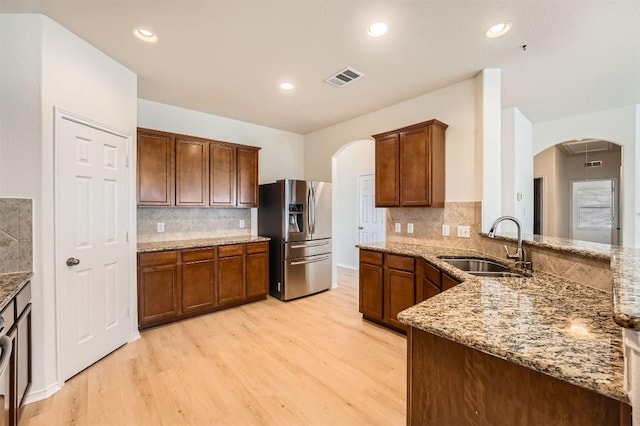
[58,114,130,381]
[182,261,216,313]
[310,181,332,240]
[571,179,617,244]
[400,127,431,206]
[285,180,312,242]
[358,174,384,244]
[359,262,383,319]
[136,130,173,206]
[176,139,208,206]
[218,256,245,305]
[385,269,415,331]
[246,252,269,298]
[210,144,236,206]
[375,134,400,207]
[237,148,258,207]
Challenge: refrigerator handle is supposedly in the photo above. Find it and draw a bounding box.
[307,187,313,235]
[311,185,317,234]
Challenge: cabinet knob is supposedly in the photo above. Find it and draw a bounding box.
[66,258,80,267]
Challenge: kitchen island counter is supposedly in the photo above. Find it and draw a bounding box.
[0,271,33,311]
[358,241,627,403]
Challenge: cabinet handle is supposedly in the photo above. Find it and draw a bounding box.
[0,336,12,376]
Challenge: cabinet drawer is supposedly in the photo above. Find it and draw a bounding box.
[360,250,383,266]
[386,254,415,272]
[246,242,268,254]
[218,244,245,258]
[138,251,179,267]
[182,248,215,262]
[0,300,14,334]
[16,281,31,315]
[424,262,442,288]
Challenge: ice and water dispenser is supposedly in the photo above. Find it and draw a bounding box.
[288,204,304,233]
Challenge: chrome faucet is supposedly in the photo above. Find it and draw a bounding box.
[487,215,532,271]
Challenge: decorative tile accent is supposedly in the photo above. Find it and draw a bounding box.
[137,207,251,243]
[0,198,32,273]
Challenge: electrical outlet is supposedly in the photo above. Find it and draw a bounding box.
[239,219,245,228]
[394,223,401,233]
[157,222,165,233]
[457,225,471,238]
[442,224,450,236]
[407,223,414,233]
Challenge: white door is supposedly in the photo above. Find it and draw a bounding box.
[358,174,384,243]
[570,179,618,245]
[57,112,130,381]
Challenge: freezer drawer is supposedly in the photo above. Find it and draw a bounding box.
[283,253,332,300]
[284,238,331,259]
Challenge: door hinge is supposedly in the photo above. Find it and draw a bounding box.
[127,306,130,317]
[125,156,130,168]
[126,231,129,242]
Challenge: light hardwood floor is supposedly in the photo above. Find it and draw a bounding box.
[22,268,406,425]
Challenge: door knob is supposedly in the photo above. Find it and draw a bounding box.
[66,258,80,266]
[358,226,364,230]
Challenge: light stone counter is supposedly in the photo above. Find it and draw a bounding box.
[0,272,32,311]
[357,241,627,403]
[137,236,270,253]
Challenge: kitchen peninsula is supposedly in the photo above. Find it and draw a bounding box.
[357,240,634,425]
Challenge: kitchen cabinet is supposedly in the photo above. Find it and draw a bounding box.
[373,119,448,208]
[176,138,209,206]
[359,250,415,332]
[359,250,384,320]
[217,245,245,306]
[137,128,174,206]
[137,251,180,325]
[137,242,269,329]
[137,128,260,208]
[181,248,216,314]
[246,242,269,298]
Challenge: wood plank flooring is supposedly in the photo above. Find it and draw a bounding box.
[22,267,407,425]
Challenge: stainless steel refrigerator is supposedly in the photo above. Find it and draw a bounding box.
[258,179,332,300]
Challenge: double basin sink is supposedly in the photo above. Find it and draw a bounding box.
[437,256,527,278]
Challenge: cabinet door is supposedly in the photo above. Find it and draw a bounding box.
[375,134,400,207]
[210,143,237,206]
[424,279,441,301]
[400,126,431,206]
[237,148,259,207]
[246,252,269,298]
[138,264,180,326]
[176,138,209,206]
[182,261,216,314]
[137,130,174,206]
[217,256,245,306]
[385,269,415,331]
[442,273,460,292]
[15,304,31,420]
[359,262,384,320]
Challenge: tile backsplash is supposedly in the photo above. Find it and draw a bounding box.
[137,208,251,243]
[386,201,482,248]
[0,198,33,273]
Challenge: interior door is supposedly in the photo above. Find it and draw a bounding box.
[570,179,618,244]
[358,174,384,244]
[57,113,130,381]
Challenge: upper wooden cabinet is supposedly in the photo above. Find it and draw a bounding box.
[137,128,260,207]
[137,129,174,206]
[373,119,448,208]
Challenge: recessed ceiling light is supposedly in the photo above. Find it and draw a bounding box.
[368,22,388,37]
[486,22,512,38]
[133,27,158,43]
[280,81,295,90]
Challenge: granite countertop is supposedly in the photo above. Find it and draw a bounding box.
[137,235,271,253]
[357,241,627,403]
[0,272,33,311]
[486,233,640,331]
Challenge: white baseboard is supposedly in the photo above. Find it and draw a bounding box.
[336,263,357,271]
[24,382,61,405]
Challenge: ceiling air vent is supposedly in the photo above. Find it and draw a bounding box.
[585,160,603,168]
[325,67,364,88]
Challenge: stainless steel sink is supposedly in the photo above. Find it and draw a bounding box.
[437,256,527,278]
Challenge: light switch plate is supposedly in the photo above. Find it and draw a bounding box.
[407,223,414,234]
[457,225,471,238]
[442,224,450,236]
[239,219,245,228]
[394,223,401,233]
[157,222,165,233]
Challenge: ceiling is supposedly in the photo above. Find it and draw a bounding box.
[1,1,639,134]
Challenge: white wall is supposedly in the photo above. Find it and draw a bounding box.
[333,140,375,270]
[303,79,479,202]
[533,106,638,247]
[0,14,137,401]
[501,107,533,234]
[138,99,304,185]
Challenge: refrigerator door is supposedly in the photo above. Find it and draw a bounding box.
[284,180,311,242]
[310,182,332,240]
[283,253,332,300]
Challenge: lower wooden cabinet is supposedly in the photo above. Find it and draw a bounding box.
[359,249,461,333]
[138,242,269,328]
